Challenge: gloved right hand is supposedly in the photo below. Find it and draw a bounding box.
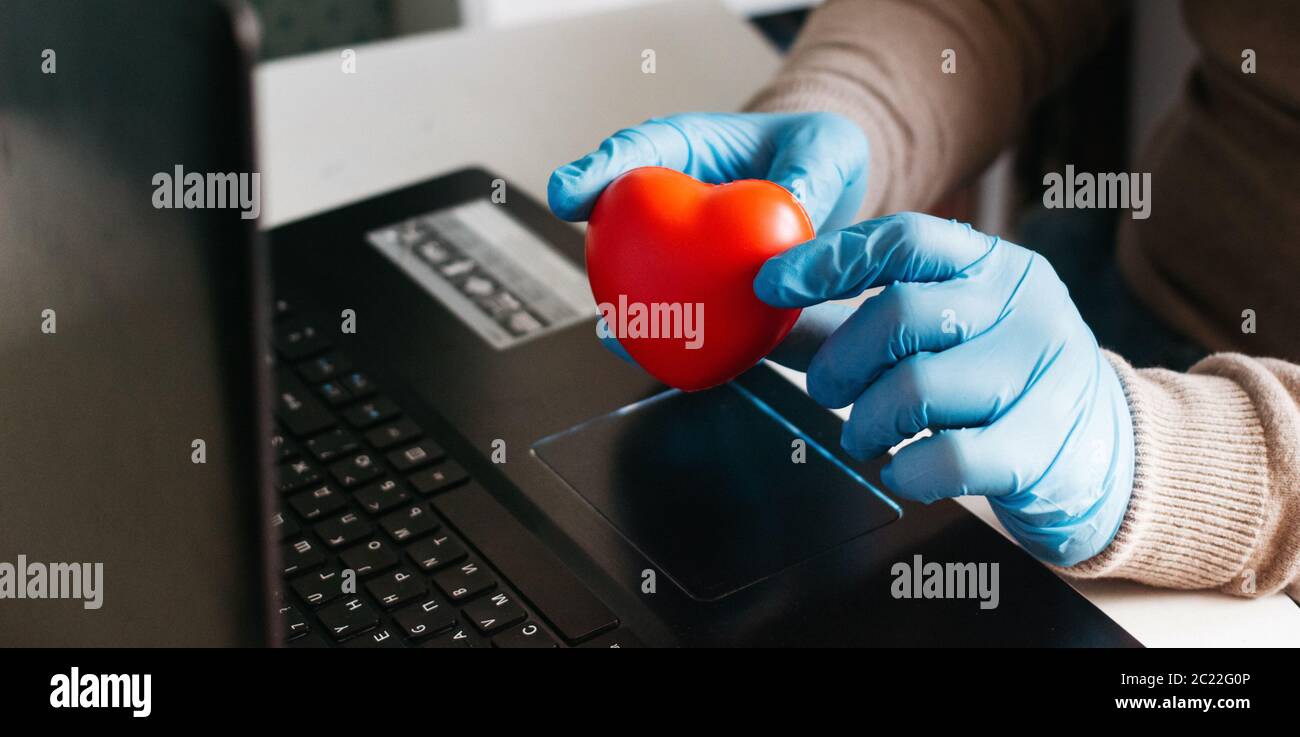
[548,111,870,370]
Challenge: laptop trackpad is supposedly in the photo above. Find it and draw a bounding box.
[532,383,900,601]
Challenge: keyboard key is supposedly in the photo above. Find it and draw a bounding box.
[393,596,457,640]
[463,590,526,634]
[317,596,379,641]
[282,538,325,578]
[277,458,322,494]
[433,559,496,602]
[274,320,329,361]
[387,441,445,473]
[304,427,360,463]
[342,627,404,648]
[579,630,644,648]
[275,369,335,437]
[317,380,352,407]
[419,627,485,649]
[315,512,373,549]
[365,566,427,609]
[405,531,466,572]
[287,629,330,649]
[434,483,618,643]
[288,484,347,521]
[329,452,382,488]
[343,398,400,429]
[365,418,422,450]
[270,432,298,461]
[494,621,559,649]
[341,371,375,397]
[279,603,310,641]
[381,504,439,543]
[353,478,411,515]
[408,461,468,495]
[340,538,400,577]
[297,352,351,384]
[270,511,299,540]
[291,566,350,607]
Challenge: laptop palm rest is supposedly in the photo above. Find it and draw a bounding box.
[532,382,901,602]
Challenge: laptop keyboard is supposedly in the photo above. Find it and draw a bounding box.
[269,301,640,648]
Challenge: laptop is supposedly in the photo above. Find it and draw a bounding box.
[0,0,1139,647]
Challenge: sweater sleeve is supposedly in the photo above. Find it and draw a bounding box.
[746,0,1123,217]
[1061,352,1300,598]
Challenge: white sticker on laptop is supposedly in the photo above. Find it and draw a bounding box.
[367,200,591,349]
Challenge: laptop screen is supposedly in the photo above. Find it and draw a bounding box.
[0,0,273,646]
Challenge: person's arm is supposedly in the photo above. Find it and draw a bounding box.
[747,0,1123,217]
[1064,354,1300,599]
[755,213,1300,598]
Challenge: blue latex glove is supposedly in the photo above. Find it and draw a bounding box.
[754,213,1135,566]
[548,111,870,369]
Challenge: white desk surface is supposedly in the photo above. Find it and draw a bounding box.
[255,0,1300,646]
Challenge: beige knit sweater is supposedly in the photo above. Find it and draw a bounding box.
[747,0,1300,598]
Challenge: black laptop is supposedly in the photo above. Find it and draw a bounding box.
[0,0,1138,647]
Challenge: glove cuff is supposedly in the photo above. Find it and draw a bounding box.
[1058,351,1269,594]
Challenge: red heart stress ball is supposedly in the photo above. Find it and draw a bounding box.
[585,166,814,391]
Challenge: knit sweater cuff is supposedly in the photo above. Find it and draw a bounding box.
[1061,352,1269,594]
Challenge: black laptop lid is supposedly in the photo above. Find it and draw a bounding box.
[0,1,273,645]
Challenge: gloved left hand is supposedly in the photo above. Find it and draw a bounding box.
[754,212,1135,566]
[548,111,869,369]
